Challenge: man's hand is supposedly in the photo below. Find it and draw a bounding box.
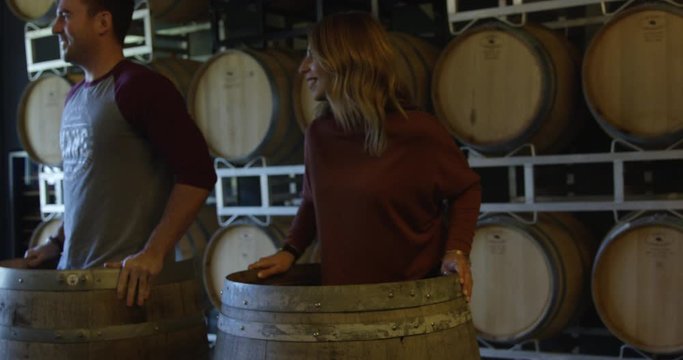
[24,242,60,268]
[441,249,473,302]
[248,251,295,279]
[104,249,164,307]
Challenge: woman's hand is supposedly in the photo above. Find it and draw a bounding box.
[441,249,473,302]
[248,251,295,279]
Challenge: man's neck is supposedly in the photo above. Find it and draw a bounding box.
[82,47,125,82]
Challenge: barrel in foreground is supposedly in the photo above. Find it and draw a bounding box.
[214,264,480,360]
[0,259,208,360]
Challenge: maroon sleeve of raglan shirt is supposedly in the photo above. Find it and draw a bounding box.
[113,61,216,189]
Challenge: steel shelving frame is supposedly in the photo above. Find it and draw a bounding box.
[37,145,683,223]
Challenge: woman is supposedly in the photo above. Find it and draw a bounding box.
[249,12,481,301]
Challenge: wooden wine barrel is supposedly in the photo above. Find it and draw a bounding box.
[174,205,219,261]
[583,3,683,148]
[134,0,209,23]
[213,264,480,360]
[148,58,202,99]
[470,213,595,342]
[592,213,683,354]
[188,49,303,164]
[17,75,75,166]
[202,221,284,309]
[5,0,55,25]
[0,259,208,359]
[432,22,579,154]
[293,33,440,131]
[389,32,440,112]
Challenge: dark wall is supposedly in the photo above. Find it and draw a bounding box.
[1,3,30,258]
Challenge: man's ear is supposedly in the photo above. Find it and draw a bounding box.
[95,11,113,37]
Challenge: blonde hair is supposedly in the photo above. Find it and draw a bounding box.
[308,12,407,156]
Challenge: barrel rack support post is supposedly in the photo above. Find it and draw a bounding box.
[8,152,31,258]
[38,166,65,220]
[214,157,238,227]
[123,5,154,63]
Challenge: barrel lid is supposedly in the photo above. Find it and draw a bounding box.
[17,75,72,166]
[432,22,551,151]
[470,216,553,341]
[189,50,279,161]
[583,3,683,147]
[202,223,280,309]
[592,213,683,354]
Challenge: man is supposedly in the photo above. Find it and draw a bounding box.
[24,0,216,307]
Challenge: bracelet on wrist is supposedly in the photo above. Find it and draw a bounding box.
[445,249,470,265]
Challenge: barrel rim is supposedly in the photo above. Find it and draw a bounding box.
[582,2,683,149]
[431,21,556,154]
[593,212,683,261]
[216,298,473,342]
[220,264,464,313]
[0,258,196,291]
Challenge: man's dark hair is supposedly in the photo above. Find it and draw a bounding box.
[84,0,135,45]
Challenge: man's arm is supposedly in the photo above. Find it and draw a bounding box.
[111,67,216,306]
[104,183,209,306]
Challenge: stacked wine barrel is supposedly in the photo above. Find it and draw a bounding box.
[5,0,210,24]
